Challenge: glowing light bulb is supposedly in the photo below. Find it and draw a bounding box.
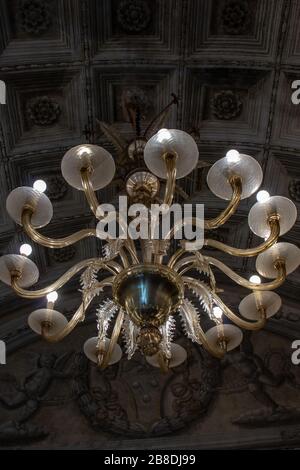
[213,306,223,319]
[47,291,58,303]
[156,128,172,144]
[77,146,92,156]
[226,149,240,163]
[33,179,47,193]
[19,243,32,256]
[256,190,270,203]
[249,275,261,284]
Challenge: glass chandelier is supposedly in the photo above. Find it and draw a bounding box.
[1,128,299,372]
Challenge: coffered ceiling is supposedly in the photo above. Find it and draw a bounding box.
[0,0,299,449]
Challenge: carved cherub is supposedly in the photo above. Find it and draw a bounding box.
[0,351,73,423]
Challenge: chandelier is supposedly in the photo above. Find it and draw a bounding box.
[1,126,299,372]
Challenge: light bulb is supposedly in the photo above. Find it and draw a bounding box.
[77,146,92,157]
[226,149,240,163]
[33,179,47,193]
[213,306,223,319]
[19,243,32,256]
[156,128,172,144]
[256,190,270,203]
[47,291,58,303]
[249,275,261,284]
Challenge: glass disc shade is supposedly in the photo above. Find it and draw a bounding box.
[248,196,297,238]
[0,254,39,287]
[6,187,53,228]
[28,309,68,335]
[144,129,199,179]
[83,337,122,365]
[256,242,300,278]
[146,343,187,368]
[239,292,282,320]
[207,154,263,200]
[61,144,115,191]
[206,324,243,352]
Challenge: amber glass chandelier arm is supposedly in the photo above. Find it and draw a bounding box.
[204,176,242,230]
[123,241,140,264]
[204,217,280,257]
[163,153,177,206]
[173,255,197,273]
[168,248,185,269]
[81,168,101,218]
[11,259,118,299]
[42,277,114,343]
[206,256,286,291]
[98,308,125,369]
[190,327,225,358]
[22,210,97,248]
[213,294,266,331]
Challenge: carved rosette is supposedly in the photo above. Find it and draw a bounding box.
[120,87,151,116]
[212,90,242,120]
[18,0,52,35]
[117,0,151,33]
[46,176,68,201]
[220,0,251,35]
[288,180,300,203]
[27,96,61,126]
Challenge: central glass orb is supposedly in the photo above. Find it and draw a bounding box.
[113,265,183,327]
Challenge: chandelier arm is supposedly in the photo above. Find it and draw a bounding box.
[157,351,170,373]
[11,259,118,299]
[206,256,286,291]
[173,255,198,272]
[123,242,140,264]
[177,264,199,277]
[21,209,97,248]
[164,175,240,241]
[204,175,242,230]
[163,152,177,206]
[203,217,280,257]
[168,248,185,269]
[161,176,241,238]
[213,294,266,331]
[81,167,139,263]
[98,308,125,370]
[118,247,130,268]
[81,168,101,218]
[42,277,114,344]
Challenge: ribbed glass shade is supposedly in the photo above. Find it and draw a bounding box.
[146,343,187,368]
[0,254,39,287]
[239,292,281,320]
[83,337,122,365]
[248,196,297,238]
[28,309,67,335]
[206,324,243,351]
[256,242,300,278]
[207,153,263,200]
[61,144,115,191]
[6,187,53,228]
[144,129,199,179]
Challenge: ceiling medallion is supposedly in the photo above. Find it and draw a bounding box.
[27,96,61,126]
[220,0,251,35]
[212,90,243,120]
[1,115,299,372]
[117,0,151,33]
[18,0,52,36]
